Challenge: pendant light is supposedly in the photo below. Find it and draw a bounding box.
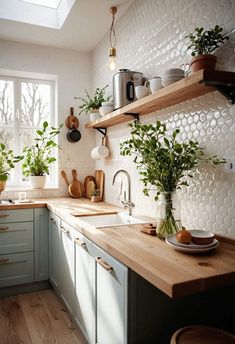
[108,6,117,71]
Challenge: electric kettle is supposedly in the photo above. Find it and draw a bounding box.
[113,69,143,110]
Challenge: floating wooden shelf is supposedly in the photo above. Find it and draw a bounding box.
[85,69,235,130]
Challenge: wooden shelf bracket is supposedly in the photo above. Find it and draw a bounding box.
[95,128,107,136]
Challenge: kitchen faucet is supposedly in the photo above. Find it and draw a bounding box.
[112,169,135,216]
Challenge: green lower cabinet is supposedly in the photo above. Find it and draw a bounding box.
[34,208,49,281]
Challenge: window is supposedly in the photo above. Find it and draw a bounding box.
[0,75,56,188]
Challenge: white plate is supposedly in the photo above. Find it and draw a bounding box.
[166,236,219,253]
[166,234,218,249]
[16,199,34,203]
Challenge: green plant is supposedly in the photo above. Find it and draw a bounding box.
[0,144,22,182]
[22,121,62,176]
[120,120,225,237]
[75,85,111,115]
[92,188,101,197]
[186,25,229,56]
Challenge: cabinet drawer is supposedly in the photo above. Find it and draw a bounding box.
[0,252,34,287]
[0,222,34,255]
[0,209,33,224]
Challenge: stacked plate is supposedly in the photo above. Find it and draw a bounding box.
[166,231,219,253]
[162,68,185,87]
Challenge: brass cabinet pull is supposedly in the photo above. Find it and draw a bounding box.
[74,238,86,247]
[60,226,69,235]
[0,258,10,264]
[0,227,8,231]
[0,214,9,218]
[50,217,56,223]
[96,257,113,272]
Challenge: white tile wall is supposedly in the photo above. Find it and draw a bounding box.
[91,0,235,238]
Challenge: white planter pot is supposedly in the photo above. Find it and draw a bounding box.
[30,175,47,189]
[90,110,101,121]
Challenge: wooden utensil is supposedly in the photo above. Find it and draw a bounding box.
[65,107,79,129]
[69,169,83,198]
[95,170,104,201]
[61,170,70,186]
[84,176,96,199]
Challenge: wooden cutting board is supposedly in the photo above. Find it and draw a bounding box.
[84,176,96,199]
[71,210,118,217]
[95,170,104,201]
[69,170,83,198]
[65,107,79,129]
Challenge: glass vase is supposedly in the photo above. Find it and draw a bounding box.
[156,191,181,239]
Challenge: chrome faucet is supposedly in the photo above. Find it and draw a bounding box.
[112,169,135,216]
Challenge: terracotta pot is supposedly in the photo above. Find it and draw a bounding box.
[91,195,101,202]
[190,54,217,73]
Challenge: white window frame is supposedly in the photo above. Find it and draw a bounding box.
[0,73,58,189]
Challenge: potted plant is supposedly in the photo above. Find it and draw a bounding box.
[0,144,22,193]
[75,85,111,121]
[91,189,101,202]
[120,120,225,239]
[22,121,62,189]
[185,25,229,73]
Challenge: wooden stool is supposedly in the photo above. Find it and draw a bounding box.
[170,326,235,344]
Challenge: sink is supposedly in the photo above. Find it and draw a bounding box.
[79,212,149,228]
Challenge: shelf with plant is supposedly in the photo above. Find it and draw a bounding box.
[0,144,22,193]
[22,121,62,189]
[120,120,225,239]
[185,25,229,73]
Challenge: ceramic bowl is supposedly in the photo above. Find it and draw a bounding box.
[190,230,215,245]
[164,68,185,77]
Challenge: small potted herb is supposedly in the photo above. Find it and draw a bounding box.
[22,121,62,189]
[185,25,229,73]
[120,120,225,238]
[0,144,22,193]
[91,189,101,202]
[75,85,111,121]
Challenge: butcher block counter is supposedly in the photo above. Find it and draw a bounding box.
[0,197,235,298]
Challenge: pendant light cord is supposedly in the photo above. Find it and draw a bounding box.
[109,11,116,49]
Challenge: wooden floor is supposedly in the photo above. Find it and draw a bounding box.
[0,289,87,344]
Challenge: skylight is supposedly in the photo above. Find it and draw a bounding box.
[20,0,62,9]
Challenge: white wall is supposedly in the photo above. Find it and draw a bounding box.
[0,39,95,199]
[91,0,235,238]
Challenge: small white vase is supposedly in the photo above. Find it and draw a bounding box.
[30,175,46,189]
[90,110,101,121]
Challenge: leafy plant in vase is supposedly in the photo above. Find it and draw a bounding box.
[185,25,229,73]
[0,144,22,193]
[75,85,111,121]
[120,120,225,239]
[22,121,62,189]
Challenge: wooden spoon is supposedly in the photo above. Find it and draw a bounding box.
[61,170,70,186]
[69,169,83,198]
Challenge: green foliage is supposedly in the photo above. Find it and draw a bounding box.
[0,144,22,182]
[22,121,62,176]
[92,188,101,196]
[185,25,229,56]
[75,85,111,115]
[120,120,225,200]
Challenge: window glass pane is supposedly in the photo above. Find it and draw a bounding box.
[21,82,51,127]
[0,80,14,127]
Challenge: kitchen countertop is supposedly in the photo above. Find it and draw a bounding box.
[1,197,235,298]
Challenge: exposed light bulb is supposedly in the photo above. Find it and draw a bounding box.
[108,47,117,71]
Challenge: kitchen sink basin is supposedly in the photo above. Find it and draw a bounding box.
[79,212,149,228]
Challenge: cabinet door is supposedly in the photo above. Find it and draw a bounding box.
[34,208,49,281]
[74,230,95,344]
[60,220,74,315]
[94,245,128,344]
[49,212,61,292]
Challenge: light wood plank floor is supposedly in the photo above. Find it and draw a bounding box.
[0,289,87,344]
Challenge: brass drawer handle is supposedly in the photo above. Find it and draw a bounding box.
[50,217,56,223]
[0,214,9,218]
[60,226,69,235]
[0,227,9,231]
[74,238,86,247]
[0,258,10,264]
[96,257,113,272]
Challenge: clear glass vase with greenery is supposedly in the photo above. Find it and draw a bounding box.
[120,120,225,238]
[22,121,62,179]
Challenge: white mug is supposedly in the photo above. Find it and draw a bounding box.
[91,136,109,160]
[145,77,162,93]
[135,85,149,100]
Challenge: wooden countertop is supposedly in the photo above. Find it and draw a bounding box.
[1,197,235,298]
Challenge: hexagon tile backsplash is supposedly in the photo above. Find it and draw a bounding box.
[91,0,235,238]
